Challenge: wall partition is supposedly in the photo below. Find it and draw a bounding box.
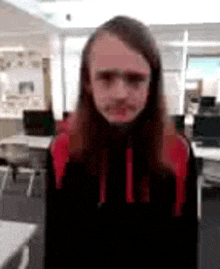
[64,36,89,113]
[152,29,188,115]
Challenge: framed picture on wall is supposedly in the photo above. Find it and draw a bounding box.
[19,81,34,94]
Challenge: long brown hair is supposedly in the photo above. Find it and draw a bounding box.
[69,15,169,178]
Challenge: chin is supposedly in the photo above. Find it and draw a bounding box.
[101,111,137,126]
[109,117,136,124]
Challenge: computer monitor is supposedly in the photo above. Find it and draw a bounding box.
[193,116,220,140]
[23,110,55,136]
[200,96,216,107]
[171,115,185,131]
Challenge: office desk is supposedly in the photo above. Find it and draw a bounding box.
[191,142,220,184]
[0,220,38,269]
[0,135,53,150]
[191,142,220,161]
[191,142,220,220]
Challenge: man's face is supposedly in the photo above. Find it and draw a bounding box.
[89,32,151,126]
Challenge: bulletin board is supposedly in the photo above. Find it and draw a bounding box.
[0,51,45,118]
[1,94,44,118]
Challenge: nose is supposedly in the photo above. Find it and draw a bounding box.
[112,78,128,99]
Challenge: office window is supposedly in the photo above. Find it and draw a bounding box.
[187,56,220,103]
[188,56,220,75]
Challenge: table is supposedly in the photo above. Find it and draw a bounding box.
[191,142,220,161]
[191,142,220,220]
[0,220,38,269]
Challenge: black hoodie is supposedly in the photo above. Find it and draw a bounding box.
[44,129,199,268]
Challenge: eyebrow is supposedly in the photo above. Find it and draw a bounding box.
[95,69,149,79]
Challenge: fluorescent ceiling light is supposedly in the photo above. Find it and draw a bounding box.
[0,47,25,52]
[162,41,220,47]
[185,82,199,89]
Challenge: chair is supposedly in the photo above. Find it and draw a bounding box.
[0,142,45,198]
[0,145,11,198]
[0,160,11,199]
[18,245,29,269]
[197,158,220,220]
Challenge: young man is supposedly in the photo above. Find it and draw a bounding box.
[45,15,198,268]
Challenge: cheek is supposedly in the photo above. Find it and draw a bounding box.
[92,86,108,110]
[94,95,107,109]
[131,89,149,109]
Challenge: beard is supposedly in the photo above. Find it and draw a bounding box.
[109,121,136,135]
[94,103,148,147]
[106,118,140,147]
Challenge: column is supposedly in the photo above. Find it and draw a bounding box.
[49,34,64,121]
[180,30,188,115]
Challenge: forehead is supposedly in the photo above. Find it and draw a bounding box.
[89,33,150,73]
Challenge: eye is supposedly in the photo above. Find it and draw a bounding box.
[126,75,145,86]
[102,74,112,81]
[98,73,115,87]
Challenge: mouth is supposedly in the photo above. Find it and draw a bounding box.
[109,108,127,115]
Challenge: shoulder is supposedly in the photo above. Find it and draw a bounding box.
[50,132,69,155]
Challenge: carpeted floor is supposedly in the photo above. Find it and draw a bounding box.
[1,172,45,269]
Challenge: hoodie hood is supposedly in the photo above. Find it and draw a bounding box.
[52,110,189,217]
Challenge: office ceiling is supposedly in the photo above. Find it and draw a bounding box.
[1,0,220,57]
[0,0,58,37]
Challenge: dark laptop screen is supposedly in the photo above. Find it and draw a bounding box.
[23,110,55,136]
[171,115,185,131]
[200,97,216,107]
[193,116,220,139]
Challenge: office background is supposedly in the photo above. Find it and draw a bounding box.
[1,1,220,268]
[1,0,220,124]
